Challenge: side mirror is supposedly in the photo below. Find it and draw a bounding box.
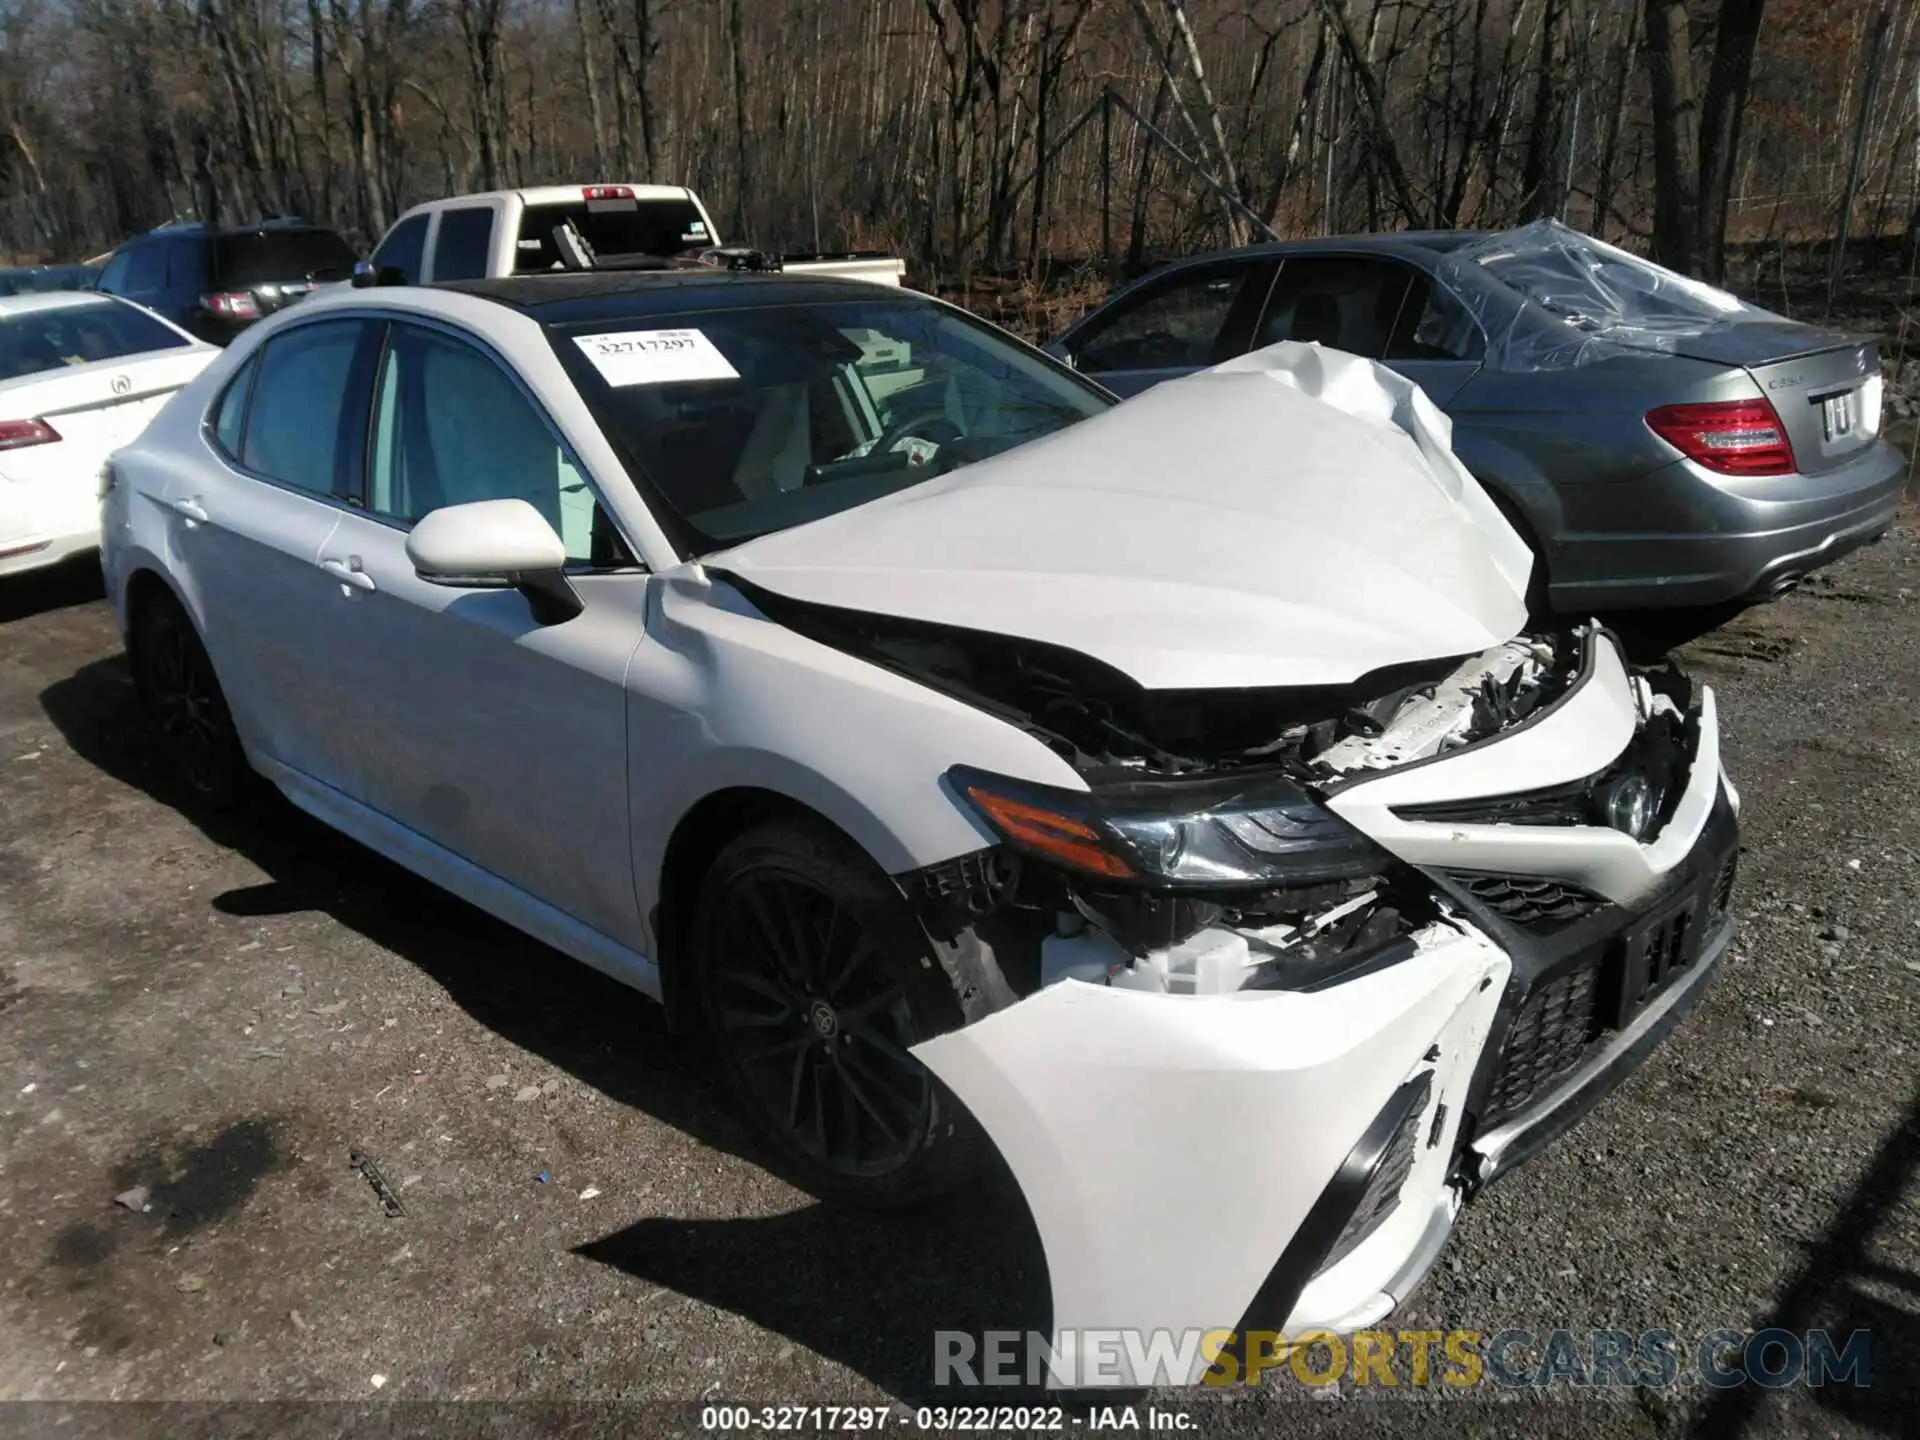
[406,498,583,625]
[350,258,377,288]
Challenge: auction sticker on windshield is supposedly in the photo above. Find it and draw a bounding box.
[574,328,739,386]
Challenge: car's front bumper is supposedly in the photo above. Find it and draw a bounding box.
[1468,905,1730,1189]
[915,844,1734,1386]
[914,918,1513,1387]
[1548,435,1904,610]
[912,637,1736,1388]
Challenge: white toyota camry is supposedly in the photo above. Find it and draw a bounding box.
[1,291,214,577]
[101,271,1738,1385]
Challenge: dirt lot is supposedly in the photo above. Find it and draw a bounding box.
[1,516,1918,1438]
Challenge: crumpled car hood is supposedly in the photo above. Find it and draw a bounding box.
[711,343,1532,689]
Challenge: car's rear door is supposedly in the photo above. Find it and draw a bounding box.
[169,316,383,792]
[1062,257,1276,397]
[313,316,644,951]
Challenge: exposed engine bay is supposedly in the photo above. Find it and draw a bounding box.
[883,618,1701,1007]
[727,572,1582,781]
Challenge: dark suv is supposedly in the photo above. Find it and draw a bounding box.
[96,219,357,344]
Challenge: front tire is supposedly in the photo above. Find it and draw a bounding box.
[691,819,985,1208]
[128,589,251,809]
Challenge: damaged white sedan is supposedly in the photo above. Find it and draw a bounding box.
[102,274,1737,1387]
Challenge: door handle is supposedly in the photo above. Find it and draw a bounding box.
[320,556,377,592]
[170,496,208,524]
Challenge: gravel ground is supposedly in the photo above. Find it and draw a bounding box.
[0,514,1917,1439]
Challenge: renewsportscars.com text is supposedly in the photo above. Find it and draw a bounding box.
[933,1327,1873,1389]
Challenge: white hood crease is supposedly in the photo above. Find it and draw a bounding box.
[714,342,1532,690]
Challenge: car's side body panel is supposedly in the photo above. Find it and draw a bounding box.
[309,520,651,952]
[257,752,663,999]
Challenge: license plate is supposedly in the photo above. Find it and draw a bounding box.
[1605,877,1712,1028]
[1822,390,1856,442]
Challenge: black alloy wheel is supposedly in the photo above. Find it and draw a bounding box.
[131,592,248,807]
[693,820,984,1207]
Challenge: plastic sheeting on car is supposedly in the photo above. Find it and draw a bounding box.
[1437,218,1785,372]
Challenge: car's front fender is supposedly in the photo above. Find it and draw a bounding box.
[625,567,1088,943]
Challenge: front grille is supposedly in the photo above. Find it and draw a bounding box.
[1482,962,1602,1125]
[1448,872,1607,931]
[1316,1079,1427,1274]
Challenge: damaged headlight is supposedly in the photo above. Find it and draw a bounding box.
[948,765,1386,889]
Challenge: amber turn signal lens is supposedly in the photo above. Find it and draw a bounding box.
[963,785,1135,880]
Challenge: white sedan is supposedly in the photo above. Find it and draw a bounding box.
[101,274,1738,1386]
[0,292,214,577]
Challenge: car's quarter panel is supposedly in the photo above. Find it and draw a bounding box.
[912,926,1509,1387]
[308,514,648,953]
[1444,355,1740,601]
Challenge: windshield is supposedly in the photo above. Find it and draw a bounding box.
[517,197,713,269]
[554,295,1111,553]
[0,299,190,382]
[214,229,357,287]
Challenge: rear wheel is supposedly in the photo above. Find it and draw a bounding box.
[691,819,985,1208]
[129,589,251,808]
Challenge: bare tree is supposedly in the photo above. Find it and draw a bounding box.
[0,0,1895,297]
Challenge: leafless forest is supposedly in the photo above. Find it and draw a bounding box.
[0,0,1914,287]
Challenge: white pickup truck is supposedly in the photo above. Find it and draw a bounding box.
[358,184,905,288]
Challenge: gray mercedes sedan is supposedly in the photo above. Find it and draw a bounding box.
[1049,220,1902,614]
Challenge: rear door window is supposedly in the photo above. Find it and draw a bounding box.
[371,215,430,284]
[515,196,711,271]
[213,229,356,287]
[430,208,496,282]
[1070,260,1270,374]
[239,319,382,499]
[210,354,258,459]
[1256,257,1417,358]
[1386,277,1486,363]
